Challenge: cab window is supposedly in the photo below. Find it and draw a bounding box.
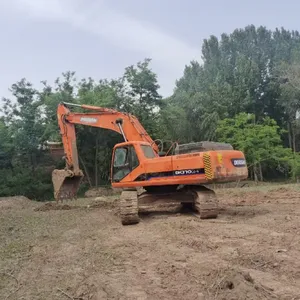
[141,145,156,158]
[112,146,139,182]
[114,148,128,167]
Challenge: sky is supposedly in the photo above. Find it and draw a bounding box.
[0,0,300,99]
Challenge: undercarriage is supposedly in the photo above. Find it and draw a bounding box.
[120,185,218,225]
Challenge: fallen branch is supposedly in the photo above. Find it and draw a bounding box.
[57,288,74,300]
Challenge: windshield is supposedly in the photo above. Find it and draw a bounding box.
[113,147,128,167]
[141,145,156,158]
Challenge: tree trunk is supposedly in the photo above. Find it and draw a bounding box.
[288,122,293,149]
[259,163,263,181]
[30,152,36,174]
[292,126,296,153]
[249,166,253,181]
[253,164,259,183]
[79,155,92,188]
[95,133,99,188]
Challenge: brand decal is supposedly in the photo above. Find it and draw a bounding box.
[232,159,246,167]
[174,169,203,176]
[80,117,98,123]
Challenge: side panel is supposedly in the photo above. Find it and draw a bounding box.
[112,149,248,188]
[205,150,248,181]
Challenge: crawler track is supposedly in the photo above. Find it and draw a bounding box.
[120,190,140,225]
[119,186,218,225]
[193,186,219,219]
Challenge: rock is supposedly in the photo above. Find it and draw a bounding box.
[95,197,106,202]
[285,215,292,221]
[175,256,187,262]
[242,271,254,283]
[197,292,205,300]
[276,249,287,253]
[95,290,108,300]
[273,262,279,267]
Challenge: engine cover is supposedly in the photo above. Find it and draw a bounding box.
[175,141,233,154]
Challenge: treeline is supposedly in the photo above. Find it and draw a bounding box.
[167,25,300,182]
[1,25,300,199]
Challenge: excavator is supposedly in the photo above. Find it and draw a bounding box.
[52,102,248,225]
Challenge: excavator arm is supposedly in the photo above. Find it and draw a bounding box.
[52,102,158,200]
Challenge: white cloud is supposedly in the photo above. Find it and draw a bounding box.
[6,0,199,95]
[15,0,198,65]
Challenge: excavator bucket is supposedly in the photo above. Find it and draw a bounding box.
[52,169,83,201]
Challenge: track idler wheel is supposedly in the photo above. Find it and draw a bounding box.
[120,190,140,225]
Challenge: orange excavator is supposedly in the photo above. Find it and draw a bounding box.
[52,102,248,225]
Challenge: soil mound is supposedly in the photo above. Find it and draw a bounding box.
[209,268,276,299]
[0,196,31,209]
[90,198,117,209]
[34,202,75,212]
[218,190,266,206]
[84,187,121,197]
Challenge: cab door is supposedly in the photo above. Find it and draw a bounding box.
[111,145,139,183]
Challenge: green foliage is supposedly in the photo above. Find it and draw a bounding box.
[0,118,13,169]
[3,26,300,199]
[216,113,294,180]
[277,52,300,152]
[169,26,300,142]
[0,59,162,199]
[122,58,162,137]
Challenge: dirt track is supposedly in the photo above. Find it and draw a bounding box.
[0,185,300,299]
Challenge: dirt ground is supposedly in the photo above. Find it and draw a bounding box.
[0,185,300,300]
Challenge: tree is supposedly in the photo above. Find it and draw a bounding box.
[3,25,300,200]
[0,79,53,199]
[278,51,300,152]
[170,26,300,143]
[216,113,293,181]
[76,79,123,187]
[0,118,13,170]
[122,58,162,137]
